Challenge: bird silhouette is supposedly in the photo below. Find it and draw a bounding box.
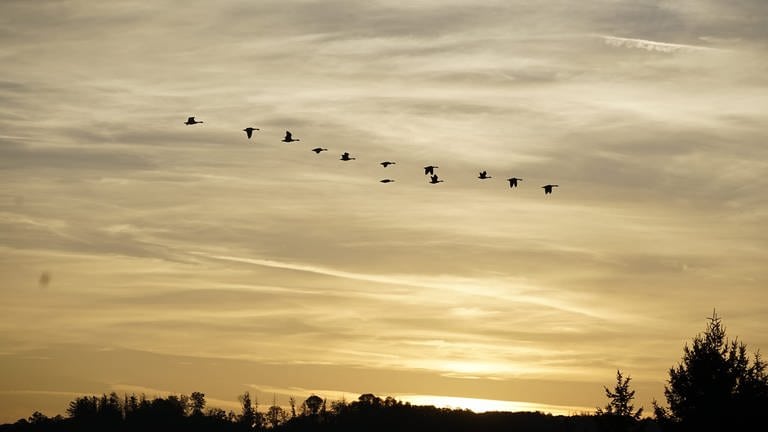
[381,161,396,167]
[340,152,356,161]
[424,165,439,175]
[184,116,203,125]
[478,170,491,179]
[380,179,395,183]
[282,131,300,142]
[312,147,328,154]
[429,174,444,184]
[243,127,260,139]
[507,177,522,188]
[542,184,559,194]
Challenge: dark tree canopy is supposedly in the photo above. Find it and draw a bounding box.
[238,391,263,430]
[597,369,643,432]
[656,311,768,431]
[304,395,324,416]
[357,393,383,407]
[1,391,620,432]
[189,392,205,416]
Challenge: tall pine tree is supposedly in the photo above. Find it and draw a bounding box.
[655,311,768,431]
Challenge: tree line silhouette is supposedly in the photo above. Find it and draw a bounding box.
[2,312,766,432]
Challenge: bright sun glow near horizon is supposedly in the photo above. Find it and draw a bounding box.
[396,395,593,416]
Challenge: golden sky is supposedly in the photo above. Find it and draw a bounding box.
[1,0,767,423]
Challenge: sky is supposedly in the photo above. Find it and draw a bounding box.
[1,0,767,423]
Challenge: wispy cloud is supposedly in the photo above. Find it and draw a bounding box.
[187,251,620,321]
[598,35,721,53]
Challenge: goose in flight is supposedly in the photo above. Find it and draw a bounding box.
[282,131,300,142]
[312,147,328,154]
[381,161,396,167]
[184,116,203,125]
[507,177,522,188]
[243,127,260,139]
[424,165,439,175]
[429,174,444,184]
[542,184,559,195]
[340,152,356,161]
[380,179,395,183]
[478,170,491,180]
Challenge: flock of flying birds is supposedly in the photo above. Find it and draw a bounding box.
[184,116,559,195]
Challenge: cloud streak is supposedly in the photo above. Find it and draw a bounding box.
[599,35,721,53]
[188,251,624,321]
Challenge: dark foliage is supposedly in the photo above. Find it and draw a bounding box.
[655,311,768,431]
[596,370,644,432]
[0,391,667,432]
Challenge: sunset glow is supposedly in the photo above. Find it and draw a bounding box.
[397,395,591,416]
[1,0,767,424]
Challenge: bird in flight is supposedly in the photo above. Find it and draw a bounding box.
[380,179,395,183]
[282,131,300,142]
[312,147,328,154]
[507,177,522,188]
[478,170,492,180]
[542,184,559,194]
[184,116,203,125]
[424,165,439,175]
[429,174,444,184]
[381,161,396,167]
[243,127,260,139]
[340,152,356,161]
